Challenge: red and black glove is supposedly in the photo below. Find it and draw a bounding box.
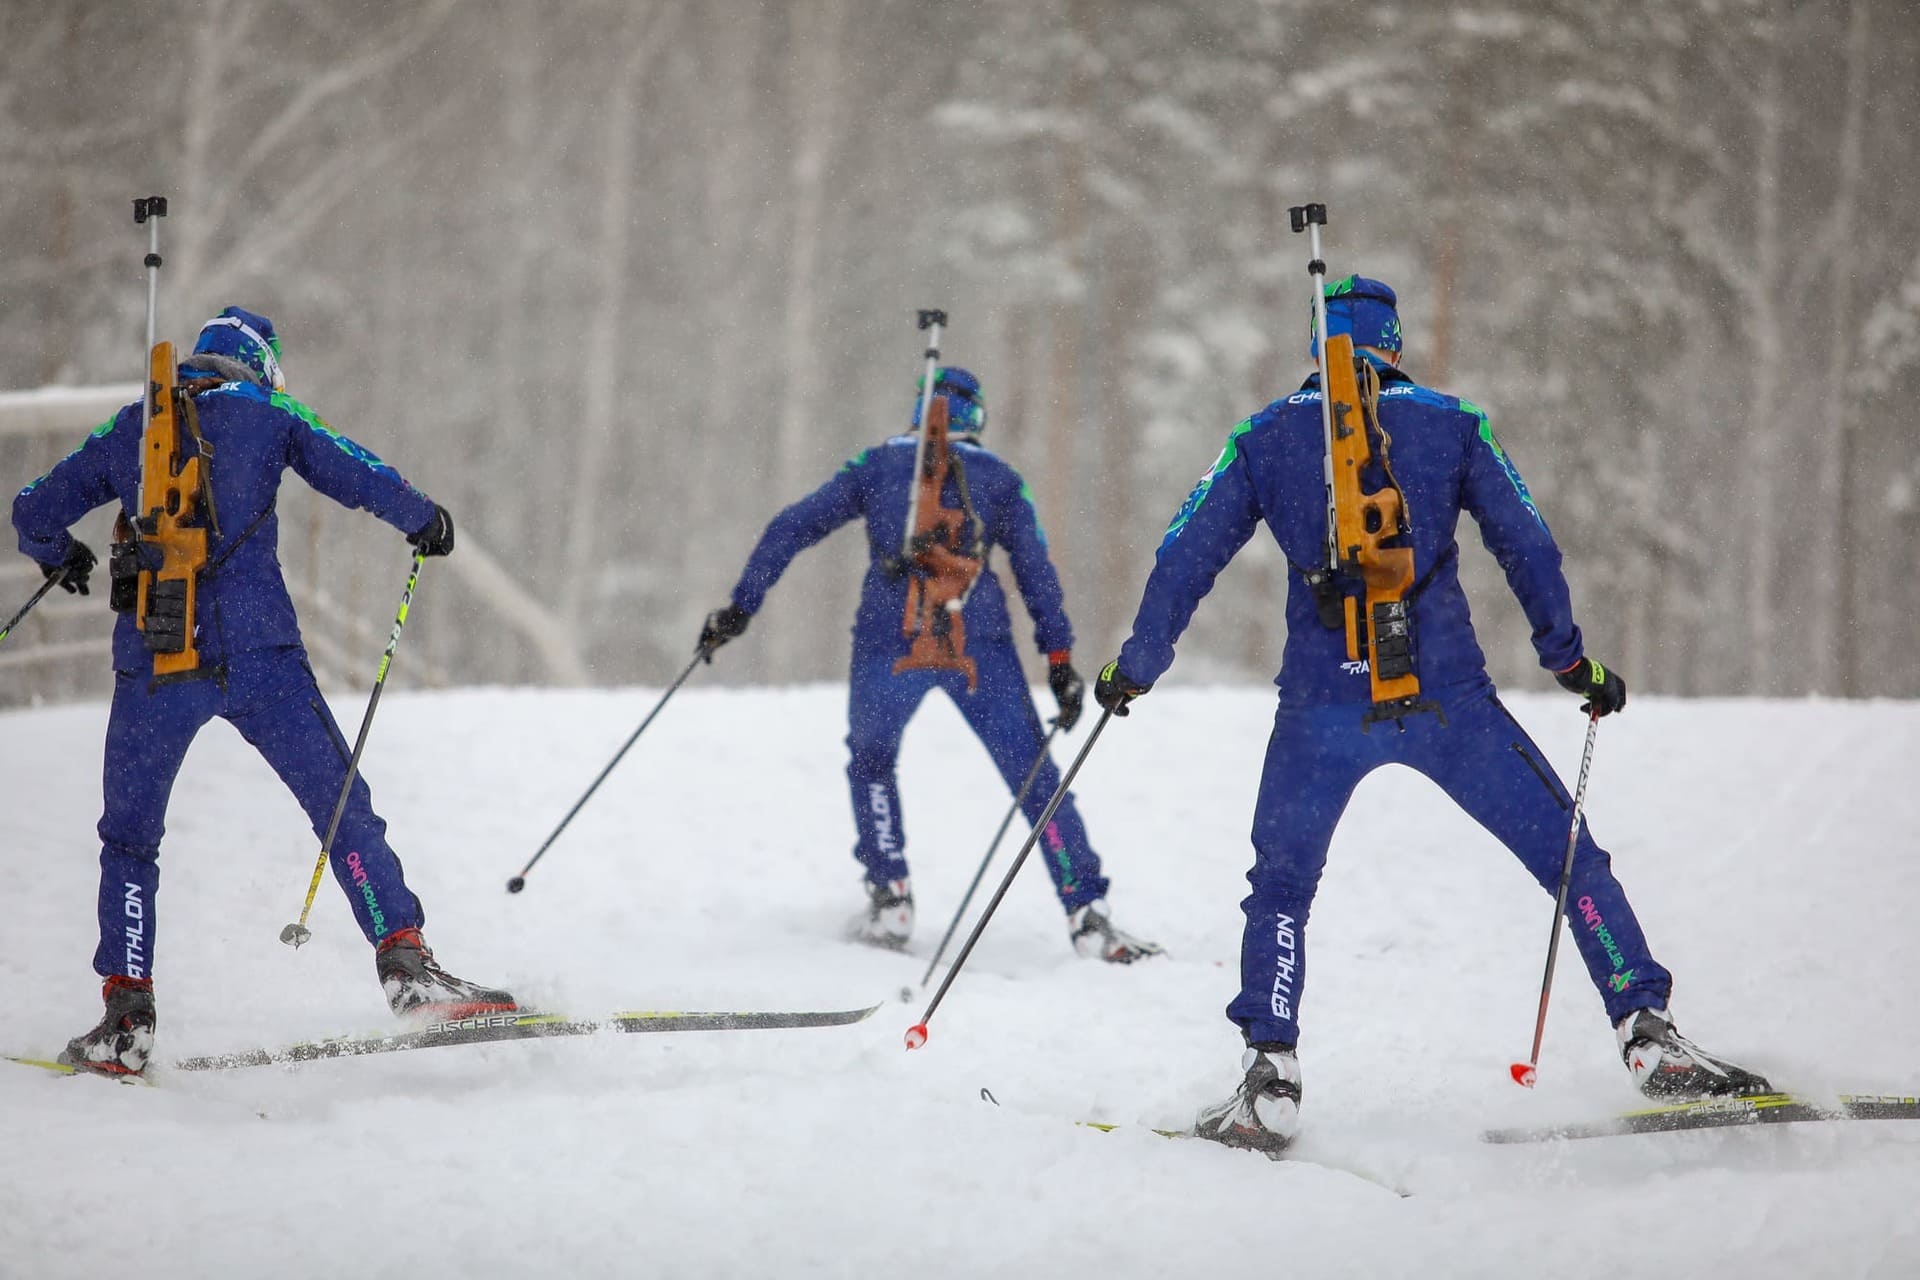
[1555,656,1626,717]
[1047,651,1084,731]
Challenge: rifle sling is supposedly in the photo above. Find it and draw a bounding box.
[948,448,986,561]
[175,385,221,539]
[202,500,275,578]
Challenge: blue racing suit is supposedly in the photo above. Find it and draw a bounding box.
[12,375,436,979]
[731,433,1109,911]
[1115,363,1670,1045]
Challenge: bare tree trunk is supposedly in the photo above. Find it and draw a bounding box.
[171,0,242,309]
[1741,48,1785,693]
[557,7,676,646]
[1811,0,1870,694]
[489,1,542,580]
[772,0,847,671]
[1041,0,1092,613]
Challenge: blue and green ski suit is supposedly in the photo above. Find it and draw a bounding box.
[731,434,1109,911]
[12,376,435,980]
[1114,363,1671,1046]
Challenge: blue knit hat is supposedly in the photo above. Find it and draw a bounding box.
[192,306,284,391]
[911,366,987,435]
[1308,275,1402,360]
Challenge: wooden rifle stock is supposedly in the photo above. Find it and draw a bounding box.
[893,396,982,689]
[1322,332,1420,707]
[133,341,211,678]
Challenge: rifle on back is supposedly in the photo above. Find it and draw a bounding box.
[124,196,216,681]
[1291,203,1437,726]
[893,309,983,690]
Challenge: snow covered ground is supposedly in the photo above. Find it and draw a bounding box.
[3,683,1918,1278]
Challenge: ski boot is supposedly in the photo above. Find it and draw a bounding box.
[853,878,914,950]
[1194,1042,1302,1157]
[1068,898,1163,964]
[376,928,517,1020]
[1616,1006,1772,1099]
[58,975,156,1078]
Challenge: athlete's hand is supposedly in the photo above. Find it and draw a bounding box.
[408,505,456,557]
[698,603,750,662]
[43,540,97,595]
[1048,656,1085,731]
[1554,656,1626,717]
[1094,660,1152,717]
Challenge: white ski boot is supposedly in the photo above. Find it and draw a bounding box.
[1068,898,1163,963]
[1194,1043,1302,1156]
[854,878,914,950]
[1616,1006,1771,1099]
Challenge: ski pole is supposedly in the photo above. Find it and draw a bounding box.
[905,709,1112,1050]
[506,650,704,893]
[0,571,70,647]
[919,718,1063,989]
[1510,708,1603,1087]
[280,550,427,948]
[900,308,946,560]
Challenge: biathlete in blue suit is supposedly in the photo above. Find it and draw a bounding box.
[12,307,515,1077]
[698,367,1159,962]
[1094,277,1768,1153]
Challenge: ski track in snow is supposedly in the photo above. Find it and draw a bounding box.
[3,686,1918,1278]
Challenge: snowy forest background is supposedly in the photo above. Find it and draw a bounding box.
[3,0,1918,706]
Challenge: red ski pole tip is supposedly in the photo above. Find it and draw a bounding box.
[904,1024,929,1051]
[1510,1062,1538,1088]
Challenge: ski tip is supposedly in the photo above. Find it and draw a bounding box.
[506,876,526,894]
[1510,1062,1538,1088]
[904,1023,929,1051]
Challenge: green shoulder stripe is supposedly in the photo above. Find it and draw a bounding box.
[1160,418,1253,548]
[1017,478,1049,548]
[1460,398,1544,529]
[272,391,396,472]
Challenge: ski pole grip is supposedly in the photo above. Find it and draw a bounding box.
[916,308,947,330]
[134,196,168,224]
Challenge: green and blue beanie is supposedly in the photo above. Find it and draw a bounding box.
[1308,276,1402,360]
[191,305,285,391]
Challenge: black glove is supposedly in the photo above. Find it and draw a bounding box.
[43,540,97,595]
[1554,656,1627,717]
[1094,659,1152,717]
[698,603,750,661]
[1048,657,1085,731]
[407,504,455,557]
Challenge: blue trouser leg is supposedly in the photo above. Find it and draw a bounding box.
[223,649,423,945]
[948,642,1108,911]
[93,672,221,979]
[1229,690,1673,1047]
[845,658,931,884]
[1406,692,1671,1021]
[1230,703,1376,1046]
